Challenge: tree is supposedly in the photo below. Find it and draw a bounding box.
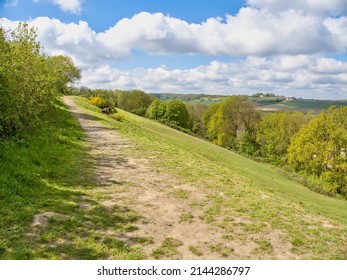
[117,90,155,116]
[47,55,81,94]
[186,103,208,136]
[0,23,81,138]
[0,23,53,136]
[288,106,347,196]
[207,96,260,149]
[146,99,167,120]
[256,112,312,163]
[146,99,189,128]
[164,100,189,128]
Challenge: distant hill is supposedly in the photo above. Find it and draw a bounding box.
[259,99,347,112]
[152,93,227,105]
[153,93,347,112]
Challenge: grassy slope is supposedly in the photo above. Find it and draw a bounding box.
[260,99,347,112]
[76,96,347,259]
[2,96,346,259]
[0,98,143,260]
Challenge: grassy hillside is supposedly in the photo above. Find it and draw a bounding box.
[249,96,286,107]
[0,99,143,259]
[259,99,347,112]
[74,96,347,259]
[2,96,346,259]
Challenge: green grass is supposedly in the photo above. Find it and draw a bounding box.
[75,96,347,259]
[189,245,204,256]
[0,98,143,260]
[179,212,194,223]
[2,96,346,259]
[249,96,286,107]
[253,239,274,254]
[259,99,347,112]
[172,188,190,199]
[281,99,347,109]
[151,237,183,259]
[207,242,234,257]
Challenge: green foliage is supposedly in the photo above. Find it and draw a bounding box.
[288,107,347,197]
[253,93,276,97]
[256,112,312,163]
[207,96,260,151]
[117,90,155,116]
[76,88,154,116]
[89,96,109,109]
[147,99,190,129]
[146,99,167,120]
[164,100,190,128]
[0,23,80,138]
[202,103,220,128]
[47,55,81,94]
[153,93,226,103]
[111,112,126,122]
[186,103,208,136]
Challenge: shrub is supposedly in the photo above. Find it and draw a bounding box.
[111,113,125,122]
[0,24,80,138]
[89,96,109,108]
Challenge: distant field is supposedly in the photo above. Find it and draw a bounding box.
[153,93,227,105]
[258,99,347,112]
[189,96,227,106]
[249,96,286,107]
[154,93,347,112]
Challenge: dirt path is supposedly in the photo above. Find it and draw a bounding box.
[63,96,294,260]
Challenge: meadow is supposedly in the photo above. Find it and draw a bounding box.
[1,96,346,259]
[79,97,347,259]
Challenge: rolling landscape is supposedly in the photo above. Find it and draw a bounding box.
[1,0,347,263]
[154,92,347,112]
[1,93,347,259]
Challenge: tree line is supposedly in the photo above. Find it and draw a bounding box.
[79,89,347,198]
[0,23,80,138]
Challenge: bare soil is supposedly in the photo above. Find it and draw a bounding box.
[63,96,296,259]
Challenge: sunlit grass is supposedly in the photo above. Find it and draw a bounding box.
[75,96,347,259]
[0,98,143,260]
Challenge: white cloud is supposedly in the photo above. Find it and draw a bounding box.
[247,0,347,16]
[1,17,128,66]
[97,10,345,56]
[97,10,343,56]
[52,0,82,14]
[4,0,18,8]
[2,9,347,99]
[33,0,83,14]
[79,56,347,99]
[5,11,346,62]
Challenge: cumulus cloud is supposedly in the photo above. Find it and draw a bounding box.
[33,0,83,14]
[79,56,347,99]
[51,0,82,14]
[1,17,128,66]
[98,10,346,56]
[247,0,347,16]
[2,8,347,99]
[3,11,347,62]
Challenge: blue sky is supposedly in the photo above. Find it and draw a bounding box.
[1,0,246,31]
[1,0,347,99]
